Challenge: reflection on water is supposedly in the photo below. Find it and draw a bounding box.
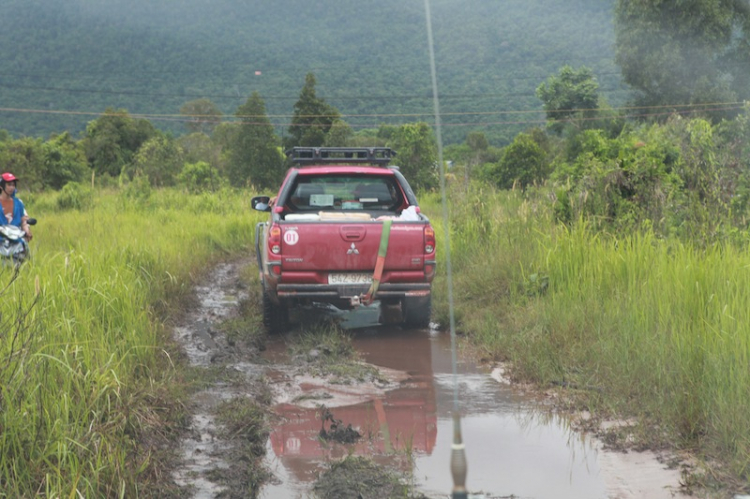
[261,310,607,499]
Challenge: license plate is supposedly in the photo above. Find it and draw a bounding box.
[328,273,372,284]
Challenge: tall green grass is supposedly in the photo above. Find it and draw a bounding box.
[537,229,750,467]
[0,188,262,497]
[422,182,750,480]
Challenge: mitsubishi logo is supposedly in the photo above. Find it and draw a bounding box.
[347,243,359,255]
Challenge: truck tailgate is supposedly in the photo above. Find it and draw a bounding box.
[278,221,427,272]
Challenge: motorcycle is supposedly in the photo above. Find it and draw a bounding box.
[0,218,37,266]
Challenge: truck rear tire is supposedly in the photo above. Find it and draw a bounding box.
[404,295,431,329]
[263,291,289,334]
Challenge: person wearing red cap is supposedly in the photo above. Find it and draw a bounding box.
[0,173,32,240]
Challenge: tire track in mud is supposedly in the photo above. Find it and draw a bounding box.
[171,258,267,499]
[168,258,414,499]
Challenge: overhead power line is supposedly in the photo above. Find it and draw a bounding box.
[0,53,624,80]
[0,81,630,102]
[1,101,744,129]
[2,98,740,121]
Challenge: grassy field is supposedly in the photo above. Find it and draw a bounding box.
[0,187,262,497]
[422,183,750,486]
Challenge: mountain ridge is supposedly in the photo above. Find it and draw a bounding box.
[0,0,623,144]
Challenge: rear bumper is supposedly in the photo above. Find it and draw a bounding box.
[275,282,431,301]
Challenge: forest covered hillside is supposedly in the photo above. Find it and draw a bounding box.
[0,0,623,144]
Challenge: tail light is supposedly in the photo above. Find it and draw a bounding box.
[424,226,436,254]
[268,224,282,254]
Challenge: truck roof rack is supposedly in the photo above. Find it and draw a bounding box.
[287,147,396,167]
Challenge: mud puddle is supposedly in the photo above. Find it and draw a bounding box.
[170,260,694,499]
[261,321,692,499]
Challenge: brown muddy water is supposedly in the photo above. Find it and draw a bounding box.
[264,325,612,499]
[260,309,689,499]
[171,261,691,499]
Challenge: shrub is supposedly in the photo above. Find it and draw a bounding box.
[56,181,94,211]
[177,161,223,193]
[121,175,152,204]
[490,132,549,189]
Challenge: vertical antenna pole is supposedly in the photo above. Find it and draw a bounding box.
[450,413,468,499]
[423,1,467,497]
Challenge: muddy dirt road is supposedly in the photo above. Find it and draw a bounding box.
[170,259,695,499]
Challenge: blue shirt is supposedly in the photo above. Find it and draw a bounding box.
[1,193,27,227]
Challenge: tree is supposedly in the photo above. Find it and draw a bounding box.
[347,128,387,147]
[226,92,283,189]
[323,119,353,147]
[42,132,89,190]
[82,108,158,177]
[178,161,223,193]
[614,0,750,120]
[490,132,548,189]
[0,137,44,191]
[387,122,438,191]
[180,98,223,135]
[536,66,600,134]
[178,132,224,174]
[128,135,184,187]
[285,73,341,149]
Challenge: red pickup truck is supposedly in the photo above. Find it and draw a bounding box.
[252,147,436,333]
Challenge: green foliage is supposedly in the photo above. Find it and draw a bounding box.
[226,92,284,189]
[0,133,88,191]
[346,128,387,147]
[552,186,573,224]
[82,108,159,177]
[446,132,505,186]
[715,105,750,223]
[126,135,185,187]
[387,122,438,191]
[547,115,750,242]
[55,181,94,211]
[177,161,223,193]
[553,127,672,232]
[284,73,342,149]
[536,65,600,134]
[0,1,621,145]
[530,228,750,473]
[179,98,223,135]
[0,189,258,497]
[178,132,224,174]
[0,136,44,191]
[323,119,354,147]
[41,132,89,190]
[121,174,152,204]
[466,131,489,152]
[614,0,750,120]
[489,132,550,189]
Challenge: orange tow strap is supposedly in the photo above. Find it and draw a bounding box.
[361,219,392,306]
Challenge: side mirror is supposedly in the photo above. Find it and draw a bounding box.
[251,196,272,212]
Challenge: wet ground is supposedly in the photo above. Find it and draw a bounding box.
[171,259,694,499]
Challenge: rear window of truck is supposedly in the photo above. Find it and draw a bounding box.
[286,175,403,212]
